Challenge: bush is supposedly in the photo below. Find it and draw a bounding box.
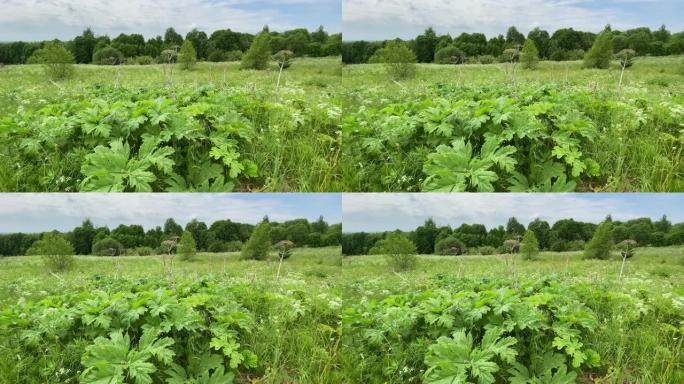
[520,39,540,70]
[616,49,636,68]
[434,45,466,65]
[369,233,417,272]
[128,246,154,256]
[92,237,124,256]
[26,233,75,272]
[179,40,197,70]
[208,242,227,253]
[208,50,226,62]
[584,29,613,69]
[477,246,497,255]
[241,31,271,70]
[617,239,637,259]
[584,221,613,259]
[478,55,496,64]
[92,46,124,65]
[273,50,294,69]
[27,41,75,80]
[178,231,197,261]
[135,55,154,65]
[241,220,271,260]
[226,240,243,252]
[434,237,467,255]
[503,239,520,254]
[275,240,295,260]
[520,230,540,260]
[368,40,417,80]
[567,240,586,252]
[159,49,178,64]
[225,50,243,62]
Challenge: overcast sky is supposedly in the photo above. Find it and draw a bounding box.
[0,0,340,41]
[343,0,684,41]
[342,193,684,232]
[0,193,341,233]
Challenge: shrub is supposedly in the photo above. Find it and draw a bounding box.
[617,239,637,259]
[478,55,496,64]
[241,220,271,260]
[369,40,417,80]
[584,29,613,69]
[159,49,178,64]
[584,220,613,259]
[567,49,585,61]
[477,246,496,255]
[208,241,228,253]
[241,31,271,70]
[208,50,226,62]
[179,40,197,70]
[434,237,467,255]
[520,230,540,260]
[26,233,75,272]
[273,50,294,69]
[616,49,636,68]
[567,240,586,252]
[369,233,417,272]
[520,39,540,70]
[178,231,197,261]
[92,46,124,65]
[275,240,295,260]
[434,46,467,64]
[503,239,520,254]
[226,240,243,252]
[225,50,243,62]
[499,48,520,63]
[92,237,124,256]
[27,41,75,80]
[135,55,154,65]
[129,246,154,256]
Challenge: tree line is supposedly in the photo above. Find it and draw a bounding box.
[0,216,341,257]
[0,25,341,65]
[342,215,684,256]
[342,24,684,64]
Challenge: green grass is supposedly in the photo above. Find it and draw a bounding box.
[0,246,682,383]
[0,58,342,192]
[341,56,684,192]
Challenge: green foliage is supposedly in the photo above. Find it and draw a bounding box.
[434,46,466,64]
[617,239,637,259]
[93,237,125,256]
[584,221,613,260]
[369,40,417,80]
[26,233,75,272]
[27,41,75,80]
[178,231,197,261]
[273,50,294,69]
[241,32,271,70]
[369,233,417,271]
[275,240,294,260]
[178,40,197,70]
[241,220,270,260]
[92,46,124,65]
[520,39,540,70]
[616,49,636,68]
[435,237,467,255]
[520,230,540,260]
[584,29,613,69]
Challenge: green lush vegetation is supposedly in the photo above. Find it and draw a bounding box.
[341,56,684,191]
[0,57,342,191]
[0,245,682,383]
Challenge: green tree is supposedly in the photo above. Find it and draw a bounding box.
[584,220,613,259]
[178,40,197,70]
[92,237,125,256]
[520,39,540,69]
[434,45,466,64]
[178,231,197,261]
[163,218,183,238]
[92,46,124,65]
[369,40,417,80]
[434,237,467,255]
[72,219,96,255]
[369,233,417,272]
[415,27,438,63]
[241,220,271,260]
[520,230,540,260]
[584,28,614,69]
[28,41,75,80]
[506,217,526,238]
[26,233,75,272]
[415,218,438,254]
[241,31,271,70]
[72,28,97,63]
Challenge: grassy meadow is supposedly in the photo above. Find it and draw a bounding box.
[0,58,342,192]
[341,57,684,192]
[0,246,682,383]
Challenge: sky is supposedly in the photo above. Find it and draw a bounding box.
[342,193,684,233]
[0,0,340,41]
[0,193,341,233]
[343,0,684,41]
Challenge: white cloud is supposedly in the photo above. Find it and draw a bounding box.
[341,193,665,232]
[342,0,675,40]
